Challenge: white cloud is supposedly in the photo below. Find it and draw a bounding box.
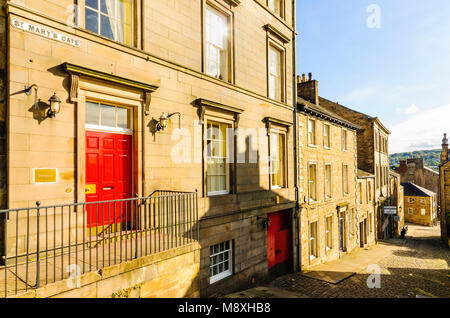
[395,104,420,115]
[390,104,450,153]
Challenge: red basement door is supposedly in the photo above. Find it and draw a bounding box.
[267,210,291,269]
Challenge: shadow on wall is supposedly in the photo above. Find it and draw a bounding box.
[182,135,295,298]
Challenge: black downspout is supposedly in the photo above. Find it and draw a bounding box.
[291,0,300,272]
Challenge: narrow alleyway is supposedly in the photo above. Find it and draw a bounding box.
[226,223,450,298]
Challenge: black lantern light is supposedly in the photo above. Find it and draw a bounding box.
[47,93,61,118]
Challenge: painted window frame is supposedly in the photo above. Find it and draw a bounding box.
[341,128,348,151]
[408,207,413,215]
[265,33,286,103]
[325,215,333,252]
[266,0,285,19]
[78,0,137,47]
[206,119,232,196]
[85,100,134,134]
[342,164,349,196]
[308,162,318,202]
[307,118,317,147]
[358,181,364,204]
[269,128,288,189]
[202,0,235,83]
[324,163,332,200]
[323,123,331,149]
[309,221,318,261]
[209,240,233,284]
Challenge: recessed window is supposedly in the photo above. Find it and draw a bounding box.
[270,131,286,188]
[324,124,331,148]
[209,241,232,284]
[205,5,229,81]
[267,0,283,16]
[358,182,363,204]
[367,181,372,202]
[268,45,283,101]
[309,222,318,260]
[408,208,413,215]
[206,121,230,196]
[85,0,133,46]
[325,164,332,200]
[341,129,348,151]
[308,164,317,202]
[342,164,349,195]
[325,216,333,251]
[308,119,316,146]
[421,208,426,216]
[408,197,414,203]
[420,198,426,204]
[86,101,132,132]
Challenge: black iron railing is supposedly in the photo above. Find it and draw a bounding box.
[0,191,198,297]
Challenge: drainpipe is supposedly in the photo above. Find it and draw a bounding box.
[291,0,301,272]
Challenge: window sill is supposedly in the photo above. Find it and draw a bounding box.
[324,146,332,150]
[308,144,318,148]
[207,191,231,197]
[209,270,233,285]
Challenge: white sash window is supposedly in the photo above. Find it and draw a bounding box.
[85,0,133,45]
[206,6,229,81]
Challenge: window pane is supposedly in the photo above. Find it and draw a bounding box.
[86,0,98,9]
[100,104,116,127]
[117,107,131,129]
[100,14,115,40]
[86,102,99,125]
[85,8,99,34]
[206,6,228,80]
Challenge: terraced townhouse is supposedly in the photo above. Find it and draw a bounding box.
[314,91,397,240]
[0,0,298,298]
[296,75,377,268]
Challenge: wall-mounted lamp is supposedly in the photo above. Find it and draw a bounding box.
[24,84,61,118]
[156,112,181,131]
[47,93,61,118]
[25,84,38,96]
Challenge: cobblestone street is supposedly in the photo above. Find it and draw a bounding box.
[227,223,450,298]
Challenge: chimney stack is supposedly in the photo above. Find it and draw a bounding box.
[442,133,449,163]
[297,72,319,105]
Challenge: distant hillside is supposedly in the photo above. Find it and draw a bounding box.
[390,149,441,170]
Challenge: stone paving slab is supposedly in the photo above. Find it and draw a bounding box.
[301,271,355,284]
[224,286,306,298]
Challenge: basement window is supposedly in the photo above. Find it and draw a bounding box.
[210,241,233,284]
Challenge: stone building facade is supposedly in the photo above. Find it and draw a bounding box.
[0,0,298,297]
[439,134,450,247]
[402,182,437,227]
[389,171,404,237]
[296,76,375,269]
[307,88,394,239]
[396,158,439,197]
[356,170,376,247]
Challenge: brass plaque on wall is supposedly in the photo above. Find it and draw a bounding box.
[85,184,96,195]
[34,168,57,183]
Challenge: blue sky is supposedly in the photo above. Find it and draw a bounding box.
[296,0,450,153]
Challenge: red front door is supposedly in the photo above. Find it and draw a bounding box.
[267,210,291,269]
[85,131,133,227]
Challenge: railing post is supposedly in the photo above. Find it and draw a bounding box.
[195,189,199,242]
[36,201,41,289]
[135,194,138,259]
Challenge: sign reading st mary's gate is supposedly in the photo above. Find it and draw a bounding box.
[11,18,81,47]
